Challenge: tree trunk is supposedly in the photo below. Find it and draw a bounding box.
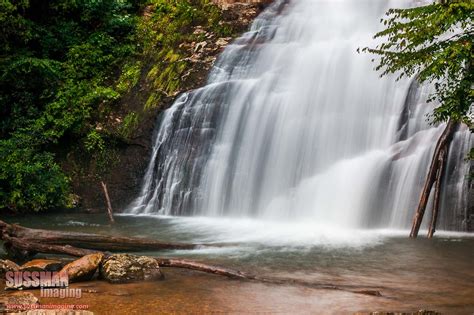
[410,119,458,238]
[427,146,447,238]
[101,181,115,223]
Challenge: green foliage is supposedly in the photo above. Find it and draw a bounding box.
[0,0,228,212]
[362,0,473,126]
[0,136,70,212]
[83,131,120,178]
[117,61,142,93]
[0,57,62,135]
[139,0,232,107]
[84,130,106,153]
[0,0,143,212]
[119,112,139,139]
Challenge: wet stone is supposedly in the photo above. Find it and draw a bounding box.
[0,291,38,313]
[0,259,20,275]
[60,253,104,283]
[20,259,64,272]
[100,254,164,284]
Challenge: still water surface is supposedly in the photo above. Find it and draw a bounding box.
[2,213,473,314]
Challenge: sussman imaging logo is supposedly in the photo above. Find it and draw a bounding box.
[5,271,82,298]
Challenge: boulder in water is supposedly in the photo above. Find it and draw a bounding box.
[100,254,164,283]
[20,259,64,272]
[60,253,104,282]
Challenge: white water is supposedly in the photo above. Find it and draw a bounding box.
[128,0,471,232]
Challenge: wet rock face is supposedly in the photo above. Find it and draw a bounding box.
[0,260,19,275]
[99,254,163,283]
[60,253,104,282]
[20,259,64,272]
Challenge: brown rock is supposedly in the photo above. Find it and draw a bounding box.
[60,253,104,283]
[0,259,20,275]
[216,38,230,46]
[20,259,64,272]
[100,254,163,283]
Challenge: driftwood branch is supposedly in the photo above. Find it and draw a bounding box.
[101,181,115,223]
[156,258,251,280]
[410,119,458,238]
[156,258,382,296]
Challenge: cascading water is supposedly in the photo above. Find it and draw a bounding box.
[128,0,471,231]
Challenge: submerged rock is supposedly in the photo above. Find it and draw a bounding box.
[60,253,104,282]
[25,311,94,315]
[20,259,64,272]
[356,311,441,315]
[100,254,163,283]
[0,259,20,275]
[0,291,38,312]
[108,290,131,296]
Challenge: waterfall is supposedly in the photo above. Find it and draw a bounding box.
[128,0,471,231]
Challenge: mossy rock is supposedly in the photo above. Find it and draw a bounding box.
[99,254,164,283]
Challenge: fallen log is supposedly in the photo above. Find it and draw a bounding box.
[409,119,458,238]
[2,234,98,259]
[0,219,221,252]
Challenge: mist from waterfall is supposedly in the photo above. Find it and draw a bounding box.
[127,0,471,231]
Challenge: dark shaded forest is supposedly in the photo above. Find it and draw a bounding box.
[0,0,236,212]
